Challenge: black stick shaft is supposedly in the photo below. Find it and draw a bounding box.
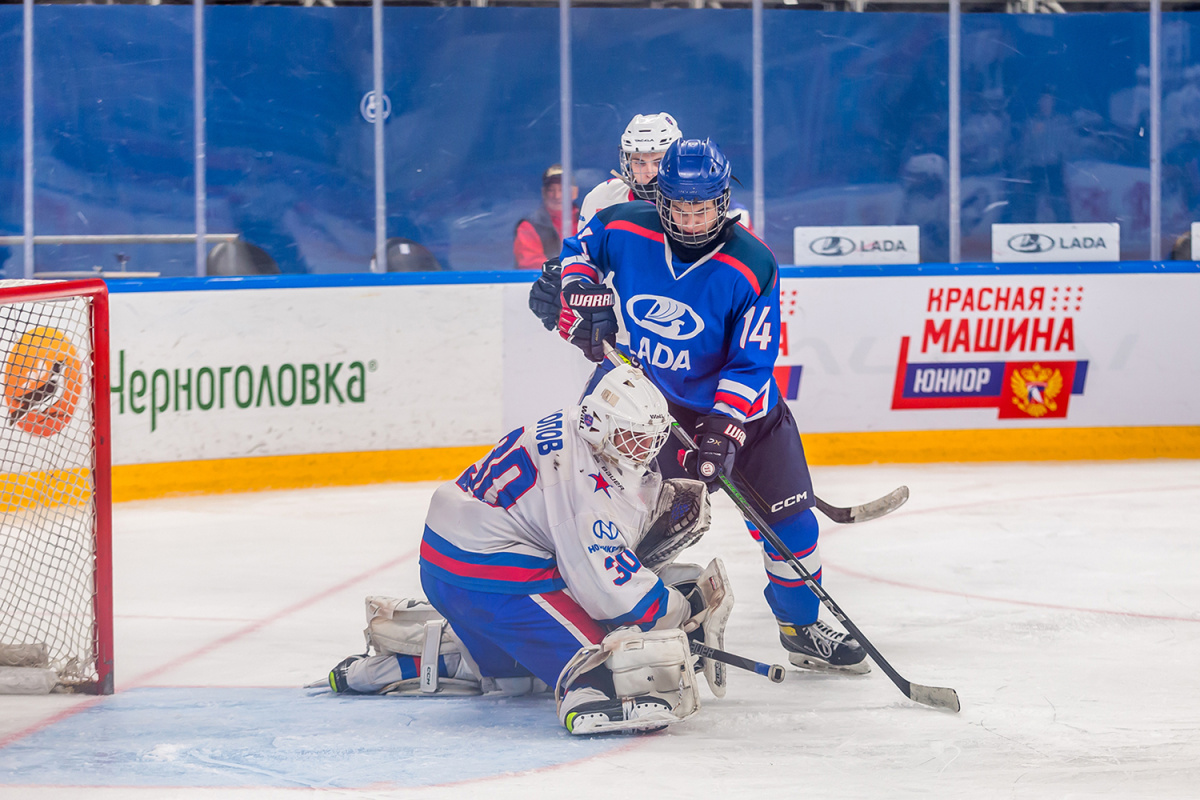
[690,640,786,683]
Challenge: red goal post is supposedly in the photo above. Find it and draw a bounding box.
[0,279,112,694]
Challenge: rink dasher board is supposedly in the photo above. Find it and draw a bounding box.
[91,265,1199,493]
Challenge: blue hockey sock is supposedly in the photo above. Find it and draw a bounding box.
[746,506,822,626]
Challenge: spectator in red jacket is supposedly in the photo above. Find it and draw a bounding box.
[513,164,579,270]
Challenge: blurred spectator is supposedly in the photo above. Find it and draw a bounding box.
[961,88,1012,176]
[1169,230,1194,261]
[1109,64,1151,133]
[1163,66,1200,220]
[1070,108,1120,162]
[898,152,949,263]
[1011,91,1075,223]
[513,164,578,270]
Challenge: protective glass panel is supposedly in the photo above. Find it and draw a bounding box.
[0,9,20,278]
[960,14,1148,261]
[32,7,196,278]
[1162,14,1200,260]
[570,8,753,253]
[206,8,374,276]
[383,8,559,272]
[764,12,949,264]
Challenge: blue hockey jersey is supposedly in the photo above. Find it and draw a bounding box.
[560,201,780,422]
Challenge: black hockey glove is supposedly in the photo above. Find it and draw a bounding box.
[558,281,618,363]
[692,415,746,486]
[528,258,562,331]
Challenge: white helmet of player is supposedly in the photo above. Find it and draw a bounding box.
[578,364,671,470]
[620,113,683,203]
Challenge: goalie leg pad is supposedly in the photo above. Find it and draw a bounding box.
[361,596,483,695]
[682,558,734,698]
[555,627,700,735]
[658,559,734,697]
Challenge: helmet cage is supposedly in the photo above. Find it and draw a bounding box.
[619,113,682,203]
[610,423,671,468]
[620,151,664,203]
[657,189,730,248]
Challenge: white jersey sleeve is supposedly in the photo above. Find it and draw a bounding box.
[578,178,635,230]
[421,407,689,631]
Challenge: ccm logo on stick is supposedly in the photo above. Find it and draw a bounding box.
[770,491,809,512]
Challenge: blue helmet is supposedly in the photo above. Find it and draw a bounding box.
[656,138,732,248]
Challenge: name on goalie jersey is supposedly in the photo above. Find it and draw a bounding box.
[535,411,564,455]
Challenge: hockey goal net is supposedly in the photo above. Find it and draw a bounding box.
[0,279,112,694]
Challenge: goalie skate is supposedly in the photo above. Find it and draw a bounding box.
[779,620,870,674]
[563,692,675,735]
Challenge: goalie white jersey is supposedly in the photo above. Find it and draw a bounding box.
[421,407,688,631]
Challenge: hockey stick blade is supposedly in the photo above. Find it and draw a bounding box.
[908,682,961,712]
[814,485,910,524]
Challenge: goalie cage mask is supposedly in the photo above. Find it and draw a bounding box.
[578,364,670,471]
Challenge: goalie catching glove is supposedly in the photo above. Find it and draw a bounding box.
[636,478,711,568]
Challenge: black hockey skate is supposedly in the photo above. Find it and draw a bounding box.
[779,620,870,674]
[564,696,675,735]
[328,654,367,693]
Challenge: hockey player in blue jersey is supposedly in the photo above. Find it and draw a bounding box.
[555,138,869,674]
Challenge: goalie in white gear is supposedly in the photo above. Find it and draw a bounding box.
[325,364,729,735]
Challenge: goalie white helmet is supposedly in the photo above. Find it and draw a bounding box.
[620,113,683,202]
[578,364,671,470]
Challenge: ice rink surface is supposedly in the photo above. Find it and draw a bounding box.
[2,460,1199,799]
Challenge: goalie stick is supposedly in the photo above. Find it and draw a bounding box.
[603,343,960,713]
[691,641,785,683]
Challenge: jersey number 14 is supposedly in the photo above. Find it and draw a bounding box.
[739,306,773,351]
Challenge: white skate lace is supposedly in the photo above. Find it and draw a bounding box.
[801,621,851,659]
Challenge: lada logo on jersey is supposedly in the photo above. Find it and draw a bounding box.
[626,295,705,341]
[810,236,856,257]
[593,520,620,541]
[2,326,84,437]
[1007,233,1056,254]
